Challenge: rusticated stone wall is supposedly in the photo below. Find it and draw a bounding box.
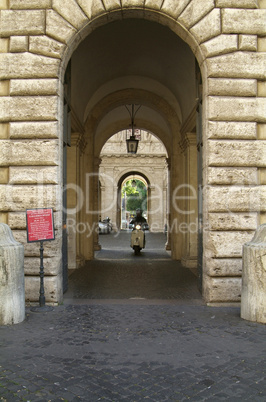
[0,0,265,304]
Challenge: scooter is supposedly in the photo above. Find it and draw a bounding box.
[130,223,145,255]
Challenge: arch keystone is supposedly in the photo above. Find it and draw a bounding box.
[161,0,190,19]
[77,0,106,20]
[121,0,145,8]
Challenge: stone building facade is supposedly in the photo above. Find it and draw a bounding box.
[0,0,265,305]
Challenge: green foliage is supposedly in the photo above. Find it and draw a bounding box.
[122,179,147,213]
[122,180,138,196]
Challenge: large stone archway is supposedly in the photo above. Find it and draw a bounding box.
[0,1,265,305]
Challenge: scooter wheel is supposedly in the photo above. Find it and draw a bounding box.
[134,246,140,255]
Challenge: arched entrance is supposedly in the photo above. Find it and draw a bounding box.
[1,1,263,305]
[98,130,168,233]
[64,10,202,299]
[118,172,150,232]
[65,14,200,260]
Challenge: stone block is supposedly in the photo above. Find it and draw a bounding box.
[241,224,266,323]
[0,80,9,96]
[25,274,63,304]
[161,0,191,19]
[102,0,122,11]
[8,212,26,229]
[207,185,266,212]
[0,10,45,36]
[10,79,58,96]
[24,255,61,275]
[208,121,257,139]
[53,0,88,29]
[205,230,253,258]
[207,52,266,79]
[208,140,266,167]
[258,81,266,97]
[77,0,106,19]
[8,211,61,230]
[10,36,28,53]
[145,0,163,10]
[206,258,242,277]
[0,213,8,223]
[10,0,51,8]
[258,124,266,139]
[259,168,266,184]
[29,36,65,59]
[0,53,60,79]
[179,0,215,29]
[0,38,9,53]
[0,167,8,183]
[46,10,77,44]
[216,0,258,7]
[13,231,61,259]
[0,139,59,166]
[222,9,266,35]
[207,167,258,185]
[121,0,145,7]
[9,166,58,184]
[260,213,266,224]
[208,79,257,97]
[239,35,257,51]
[208,212,258,231]
[0,184,58,211]
[0,223,25,325]
[0,96,58,121]
[203,275,241,302]
[0,123,9,138]
[201,34,237,57]
[190,9,221,44]
[0,0,8,9]
[258,37,266,51]
[10,121,58,139]
[208,96,266,122]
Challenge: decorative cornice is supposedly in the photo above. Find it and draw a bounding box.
[102,154,167,159]
[71,132,87,154]
[179,132,197,153]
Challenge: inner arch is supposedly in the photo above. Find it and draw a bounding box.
[71,18,196,129]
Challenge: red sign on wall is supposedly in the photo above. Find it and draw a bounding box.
[26,208,55,243]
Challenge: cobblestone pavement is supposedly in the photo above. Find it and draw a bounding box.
[66,232,201,302]
[0,233,265,401]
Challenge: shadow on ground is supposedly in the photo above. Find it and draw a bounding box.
[65,232,202,302]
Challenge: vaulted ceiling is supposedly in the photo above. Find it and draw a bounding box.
[71,18,196,153]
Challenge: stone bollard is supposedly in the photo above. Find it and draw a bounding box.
[0,223,25,325]
[241,224,266,324]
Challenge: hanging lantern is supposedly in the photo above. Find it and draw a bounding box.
[125,104,141,154]
[126,135,139,154]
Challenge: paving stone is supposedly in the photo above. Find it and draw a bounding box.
[0,233,265,400]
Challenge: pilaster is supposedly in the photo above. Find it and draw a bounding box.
[180,133,198,269]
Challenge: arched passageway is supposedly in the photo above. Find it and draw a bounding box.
[66,16,199,280]
[2,2,262,304]
[117,172,150,231]
[98,129,169,234]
